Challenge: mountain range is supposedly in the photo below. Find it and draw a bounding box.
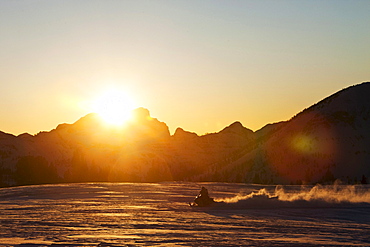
[1,82,369,187]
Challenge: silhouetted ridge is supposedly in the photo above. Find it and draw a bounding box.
[0,131,16,139]
[231,81,370,185]
[69,113,103,131]
[1,82,370,187]
[173,128,198,139]
[132,107,150,122]
[220,121,253,135]
[295,82,370,120]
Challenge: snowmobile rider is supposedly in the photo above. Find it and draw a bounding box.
[194,186,214,206]
[199,186,209,198]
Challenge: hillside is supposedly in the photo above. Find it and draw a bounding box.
[203,82,370,184]
[1,82,369,187]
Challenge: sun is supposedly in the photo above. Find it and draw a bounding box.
[91,89,135,126]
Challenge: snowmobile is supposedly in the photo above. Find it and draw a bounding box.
[189,194,215,207]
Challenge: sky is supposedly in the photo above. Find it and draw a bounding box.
[0,0,369,136]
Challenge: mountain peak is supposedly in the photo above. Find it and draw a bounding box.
[173,127,198,139]
[131,107,151,122]
[221,121,254,135]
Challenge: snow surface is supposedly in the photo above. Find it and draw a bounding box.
[0,182,369,246]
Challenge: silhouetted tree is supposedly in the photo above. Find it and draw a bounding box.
[0,167,12,187]
[361,175,368,184]
[319,169,335,184]
[67,149,90,182]
[15,156,59,185]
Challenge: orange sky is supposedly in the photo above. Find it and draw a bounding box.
[0,1,369,135]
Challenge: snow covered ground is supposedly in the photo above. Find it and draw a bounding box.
[0,182,369,246]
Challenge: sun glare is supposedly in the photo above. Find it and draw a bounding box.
[91,89,135,126]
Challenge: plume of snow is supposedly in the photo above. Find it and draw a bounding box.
[218,188,274,203]
[275,183,370,204]
[216,183,370,209]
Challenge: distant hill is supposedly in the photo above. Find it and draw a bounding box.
[1,82,369,187]
[201,82,370,184]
